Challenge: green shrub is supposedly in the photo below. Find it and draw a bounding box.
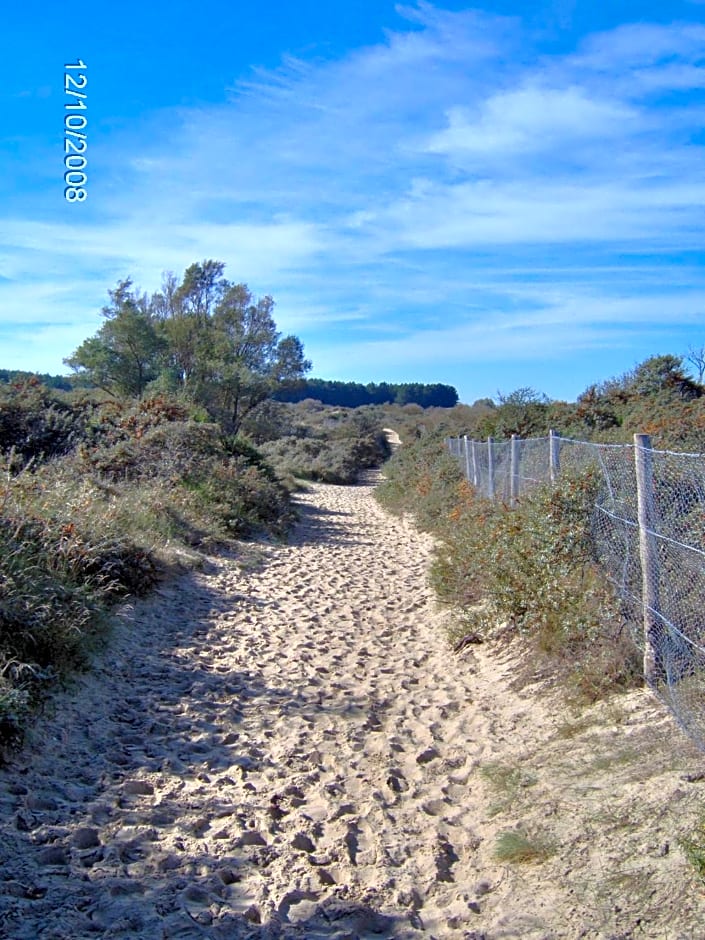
[80,420,224,481]
[432,470,639,698]
[0,378,87,465]
[260,420,390,485]
[17,420,295,546]
[375,434,464,529]
[0,513,114,746]
[186,456,295,538]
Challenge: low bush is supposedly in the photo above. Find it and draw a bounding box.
[260,410,390,484]
[374,433,464,528]
[0,514,115,745]
[0,378,87,466]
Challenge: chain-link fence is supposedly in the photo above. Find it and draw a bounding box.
[447,433,705,752]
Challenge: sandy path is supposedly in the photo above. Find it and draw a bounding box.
[1,474,705,939]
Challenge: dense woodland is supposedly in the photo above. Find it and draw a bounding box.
[275,378,458,408]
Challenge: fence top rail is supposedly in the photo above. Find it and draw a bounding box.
[647,447,705,459]
[448,434,705,458]
[447,435,629,450]
[558,437,633,449]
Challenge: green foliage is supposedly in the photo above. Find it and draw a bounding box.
[64,279,164,398]
[391,354,705,447]
[0,381,298,749]
[187,282,310,432]
[260,408,390,485]
[80,420,221,482]
[0,377,87,465]
[188,455,294,538]
[239,399,299,444]
[629,355,701,400]
[0,511,115,747]
[375,433,465,531]
[72,418,294,539]
[1,518,101,669]
[437,471,603,630]
[436,472,639,697]
[64,261,312,431]
[0,683,31,748]
[563,354,705,447]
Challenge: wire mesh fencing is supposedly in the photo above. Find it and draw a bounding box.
[446,433,705,752]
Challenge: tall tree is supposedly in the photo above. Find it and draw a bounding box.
[65,261,312,426]
[175,260,226,321]
[152,263,226,389]
[64,279,164,398]
[194,284,311,432]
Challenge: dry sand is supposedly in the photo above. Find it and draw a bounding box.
[1,472,705,938]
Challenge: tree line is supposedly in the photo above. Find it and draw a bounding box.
[459,354,705,449]
[275,379,458,408]
[0,370,73,391]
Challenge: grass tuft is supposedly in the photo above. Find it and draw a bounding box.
[493,829,555,864]
[680,826,705,884]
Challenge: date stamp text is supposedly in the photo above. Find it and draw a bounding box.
[63,60,87,202]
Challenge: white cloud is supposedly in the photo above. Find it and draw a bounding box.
[424,86,637,158]
[572,22,705,72]
[349,175,705,251]
[1,3,704,397]
[0,216,325,303]
[311,288,704,373]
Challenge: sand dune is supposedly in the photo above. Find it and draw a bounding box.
[1,473,705,938]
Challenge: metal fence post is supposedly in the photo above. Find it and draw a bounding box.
[487,437,495,501]
[549,429,561,484]
[463,436,471,483]
[471,439,479,488]
[510,434,520,507]
[634,433,662,686]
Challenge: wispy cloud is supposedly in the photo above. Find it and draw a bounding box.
[423,87,637,158]
[1,3,704,400]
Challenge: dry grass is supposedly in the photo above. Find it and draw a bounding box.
[479,761,538,817]
[493,829,555,863]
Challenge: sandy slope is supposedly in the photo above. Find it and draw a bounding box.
[1,473,705,939]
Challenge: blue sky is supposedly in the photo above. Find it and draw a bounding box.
[1,0,704,404]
